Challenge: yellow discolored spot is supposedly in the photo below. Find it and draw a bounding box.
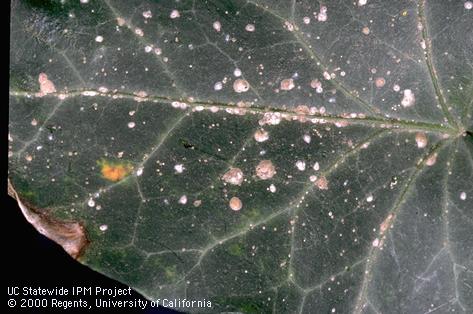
[228,243,243,256]
[401,10,408,16]
[164,265,177,281]
[98,160,133,182]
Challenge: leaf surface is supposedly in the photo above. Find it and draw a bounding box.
[9,0,473,313]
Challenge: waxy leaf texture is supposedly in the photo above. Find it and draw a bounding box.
[9,0,473,313]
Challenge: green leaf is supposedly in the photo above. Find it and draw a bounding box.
[9,0,472,313]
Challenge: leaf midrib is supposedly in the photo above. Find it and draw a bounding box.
[246,0,464,132]
[10,89,459,136]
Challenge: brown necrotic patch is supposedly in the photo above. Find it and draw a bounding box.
[8,180,89,259]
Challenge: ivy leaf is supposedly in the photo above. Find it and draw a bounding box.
[9,0,472,313]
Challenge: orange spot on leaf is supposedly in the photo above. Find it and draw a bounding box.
[99,160,132,182]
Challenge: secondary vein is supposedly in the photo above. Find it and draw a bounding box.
[417,0,460,128]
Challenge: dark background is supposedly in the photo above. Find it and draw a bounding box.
[4,194,182,314]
